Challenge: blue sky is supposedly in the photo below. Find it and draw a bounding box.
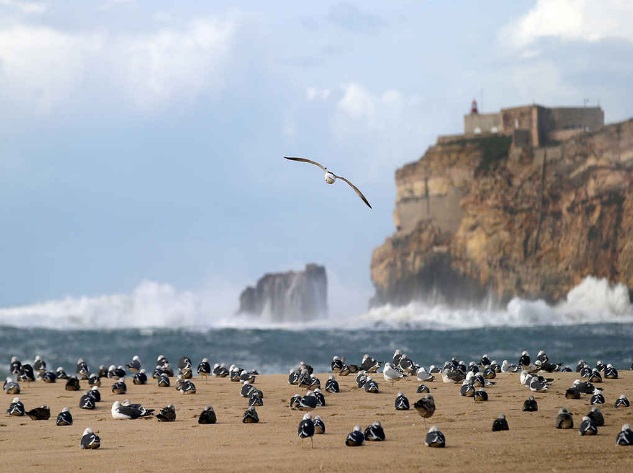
[1,0,632,319]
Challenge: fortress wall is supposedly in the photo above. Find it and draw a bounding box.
[546,107,604,132]
[464,112,502,135]
[437,134,468,145]
[461,105,605,148]
[501,106,536,134]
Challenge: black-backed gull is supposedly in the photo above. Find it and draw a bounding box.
[157,404,176,422]
[424,425,446,448]
[26,405,50,420]
[80,427,101,449]
[56,407,73,426]
[394,392,410,410]
[364,421,385,441]
[491,413,509,431]
[198,406,217,424]
[242,405,259,423]
[298,413,315,448]
[345,425,365,446]
[579,415,598,435]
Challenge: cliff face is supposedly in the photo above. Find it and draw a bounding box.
[238,264,327,322]
[371,119,633,307]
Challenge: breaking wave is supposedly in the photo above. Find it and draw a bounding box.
[0,276,630,331]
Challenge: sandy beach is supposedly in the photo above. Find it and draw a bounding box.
[2,369,633,472]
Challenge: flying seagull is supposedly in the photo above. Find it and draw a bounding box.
[284,156,372,209]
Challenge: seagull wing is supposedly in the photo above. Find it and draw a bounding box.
[284,156,327,172]
[332,174,372,209]
[118,404,141,418]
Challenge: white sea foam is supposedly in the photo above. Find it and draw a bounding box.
[358,276,633,329]
[0,276,630,330]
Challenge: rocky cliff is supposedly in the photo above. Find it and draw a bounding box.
[238,264,327,322]
[371,119,633,307]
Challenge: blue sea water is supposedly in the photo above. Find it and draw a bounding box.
[2,323,633,379]
[1,276,632,377]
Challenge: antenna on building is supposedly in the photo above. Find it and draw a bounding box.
[583,98,589,107]
[480,86,484,113]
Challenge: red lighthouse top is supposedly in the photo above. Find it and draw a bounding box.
[471,99,478,114]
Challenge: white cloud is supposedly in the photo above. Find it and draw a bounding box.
[502,0,633,52]
[336,82,423,131]
[305,86,330,102]
[100,0,136,10]
[0,24,90,114]
[0,0,47,15]
[337,82,376,120]
[0,15,237,114]
[112,18,235,108]
[331,82,432,180]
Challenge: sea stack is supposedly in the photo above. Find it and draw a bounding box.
[237,264,328,322]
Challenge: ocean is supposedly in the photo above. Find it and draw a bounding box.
[2,276,632,378]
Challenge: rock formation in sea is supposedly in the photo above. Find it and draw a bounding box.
[238,264,327,322]
[371,103,633,307]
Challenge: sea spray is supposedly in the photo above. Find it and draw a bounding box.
[0,276,631,331]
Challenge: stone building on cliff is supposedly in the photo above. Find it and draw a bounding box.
[458,101,604,147]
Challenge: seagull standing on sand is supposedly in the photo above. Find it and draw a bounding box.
[284,157,372,208]
[383,362,405,383]
[298,413,316,448]
[414,394,436,429]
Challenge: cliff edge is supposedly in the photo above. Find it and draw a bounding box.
[371,119,633,307]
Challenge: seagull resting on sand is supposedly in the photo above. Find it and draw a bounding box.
[284,156,372,208]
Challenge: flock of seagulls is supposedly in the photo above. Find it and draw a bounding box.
[323,348,633,446]
[4,354,265,448]
[4,349,633,452]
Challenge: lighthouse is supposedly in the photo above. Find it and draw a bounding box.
[470,99,478,114]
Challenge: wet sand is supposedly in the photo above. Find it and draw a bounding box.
[2,370,633,472]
